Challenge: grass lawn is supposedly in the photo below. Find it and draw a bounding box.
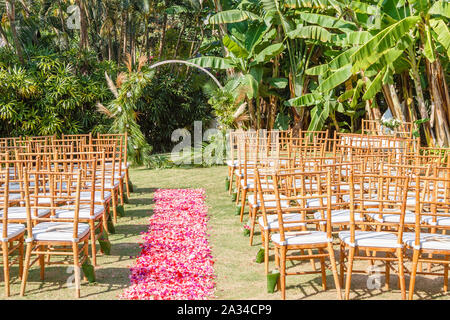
[3,165,450,300]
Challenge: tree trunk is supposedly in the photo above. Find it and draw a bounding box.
[410,52,433,145]
[426,58,450,146]
[118,11,126,64]
[158,10,168,60]
[75,0,89,50]
[173,15,187,58]
[0,23,11,48]
[6,0,24,64]
[382,84,406,122]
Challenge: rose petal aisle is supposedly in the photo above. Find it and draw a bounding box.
[121,189,215,300]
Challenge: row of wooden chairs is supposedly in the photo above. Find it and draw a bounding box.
[227,129,450,300]
[0,133,133,298]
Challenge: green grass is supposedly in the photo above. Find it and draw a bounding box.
[3,166,450,299]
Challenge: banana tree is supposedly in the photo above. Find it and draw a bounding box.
[348,0,450,145]
[189,10,285,129]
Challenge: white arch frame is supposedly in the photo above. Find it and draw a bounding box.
[149,60,223,89]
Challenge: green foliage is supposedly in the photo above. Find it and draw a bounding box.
[136,70,213,153]
[0,46,115,137]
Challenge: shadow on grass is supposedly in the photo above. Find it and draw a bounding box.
[112,224,149,241]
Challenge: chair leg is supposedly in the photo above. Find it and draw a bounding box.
[239,189,247,222]
[319,248,327,290]
[119,179,125,206]
[235,180,241,205]
[125,170,131,199]
[20,243,33,296]
[308,249,317,271]
[345,246,355,300]
[264,230,270,275]
[444,255,449,293]
[327,242,342,300]
[103,205,109,234]
[228,167,234,195]
[39,245,45,281]
[2,242,10,297]
[72,243,81,298]
[280,246,287,300]
[90,221,97,266]
[112,189,118,224]
[274,246,280,269]
[339,243,345,287]
[249,207,257,246]
[408,249,420,300]
[18,239,24,280]
[397,247,406,300]
[385,252,390,290]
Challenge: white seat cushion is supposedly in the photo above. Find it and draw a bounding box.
[271,231,328,246]
[403,232,450,251]
[0,207,50,220]
[421,216,450,226]
[240,180,273,190]
[55,205,104,220]
[226,160,238,167]
[305,195,350,208]
[248,194,288,208]
[80,191,112,203]
[339,230,402,248]
[0,193,21,201]
[0,223,25,241]
[314,209,364,225]
[258,213,306,230]
[31,222,90,242]
[366,209,415,223]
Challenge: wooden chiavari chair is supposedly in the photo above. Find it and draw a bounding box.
[339,170,410,299]
[405,172,450,299]
[20,169,92,298]
[84,140,121,224]
[97,133,131,198]
[269,168,342,299]
[0,153,25,297]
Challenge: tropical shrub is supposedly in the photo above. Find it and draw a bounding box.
[0,46,116,137]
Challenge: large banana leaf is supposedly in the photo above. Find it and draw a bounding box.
[351,16,420,73]
[298,12,357,31]
[328,47,357,70]
[287,25,332,42]
[430,19,450,58]
[240,74,259,99]
[362,66,387,101]
[332,31,373,46]
[305,64,329,76]
[423,24,436,63]
[243,23,268,55]
[253,43,285,64]
[429,0,450,19]
[308,103,330,131]
[261,0,277,12]
[350,1,378,15]
[286,93,322,107]
[317,64,352,92]
[188,57,234,70]
[284,0,332,9]
[209,10,260,25]
[223,35,249,58]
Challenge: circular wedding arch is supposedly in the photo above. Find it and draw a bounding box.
[148,60,223,89]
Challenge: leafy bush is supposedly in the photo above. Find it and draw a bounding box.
[0,46,116,137]
[136,69,213,153]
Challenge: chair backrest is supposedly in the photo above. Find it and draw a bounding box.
[265,169,334,242]
[21,167,92,242]
[348,170,410,246]
[0,153,11,240]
